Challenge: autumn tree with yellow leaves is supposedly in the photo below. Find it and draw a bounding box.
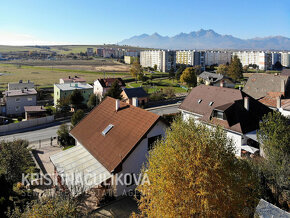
[133,118,259,217]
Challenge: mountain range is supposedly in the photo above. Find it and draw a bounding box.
[118,29,290,50]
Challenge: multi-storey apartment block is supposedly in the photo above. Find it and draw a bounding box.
[204,51,232,66]
[176,50,205,68]
[140,50,176,72]
[232,51,272,70]
[281,52,290,67]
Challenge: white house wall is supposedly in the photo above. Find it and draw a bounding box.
[115,120,168,196]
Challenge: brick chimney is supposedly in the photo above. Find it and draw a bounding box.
[116,99,120,111]
[281,80,285,94]
[244,97,249,111]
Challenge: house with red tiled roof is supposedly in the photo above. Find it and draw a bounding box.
[179,85,271,157]
[50,97,168,196]
[59,75,86,84]
[94,78,126,98]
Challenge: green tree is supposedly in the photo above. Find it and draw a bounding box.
[175,64,186,81]
[228,55,243,81]
[104,80,123,100]
[0,140,33,183]
[273,61,283,70]
[71,109,85,127]
[57,124,75,146]
[168,66,175,81]
[180,67,197,87]
[56,96,71,112]
[153,64,157,71]
[135,118,259,217]
[130,59,143,81]
[216,64,229,75]
[257,111,290,209]
[87,93,99,110]
[70,89,84,110]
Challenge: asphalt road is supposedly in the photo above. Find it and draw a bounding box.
[0,122,70,142]
[146,103,181,116]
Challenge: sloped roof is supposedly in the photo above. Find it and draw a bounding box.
[243,73,289,99]
[70,97,162,172]
[179,85,271,134]
[123,87,148,98]
[97,78,126,88]
[281,68,290,77]
[198,71,223,83]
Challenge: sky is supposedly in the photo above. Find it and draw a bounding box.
[0,0,289,45]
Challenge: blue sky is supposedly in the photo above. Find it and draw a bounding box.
[0,0,289,45]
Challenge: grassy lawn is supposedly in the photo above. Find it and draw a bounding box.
[0,63,130,86]
[127,79,188,94]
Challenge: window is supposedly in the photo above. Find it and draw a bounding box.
[27,97,33,101]
[102,124,114,136]
[15,98,20,102]
[209,101,214,106]
[213,110,225,120]
[198,99,202,104]
[148,135,162,151]
[15,106,20,111]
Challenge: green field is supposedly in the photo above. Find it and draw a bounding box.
[127,78,188,94]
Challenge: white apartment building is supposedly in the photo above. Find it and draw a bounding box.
[205,51,232,66]
[232,51,272,70]
[281,52,290,67]
[176,50,205,67]
[140,50,175,72]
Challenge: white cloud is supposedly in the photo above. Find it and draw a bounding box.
[0,31,70,46]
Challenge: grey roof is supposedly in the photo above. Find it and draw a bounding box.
[123,87,148,98]
[243,74,290,99]
[281,69,290,77]
[4,88,37,97]
[54,83,93,91]
[198,71,224,83]
[50,145,111,196]
[255,199,290,218]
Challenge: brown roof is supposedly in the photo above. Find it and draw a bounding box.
[259,95,290,109]
[281,69,290,77]
[179,85,271,134]
[98,78,126,88]
[243,73,290,99]
[70,97,162,172]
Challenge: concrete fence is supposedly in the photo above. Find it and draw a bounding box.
[0,115,54,134]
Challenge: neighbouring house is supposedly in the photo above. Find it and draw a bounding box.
[53,83,93,106]
[197,71,235,88]
[50,97,168,196]
[24,106,47,120]
[94,78,126,98]
[8,80,34,91]
[243,73,290,99]
[59,76,86,84]
[259,94,290,117]
[3,88,37,116]
[179,85,271,157]
[121,87,148,107]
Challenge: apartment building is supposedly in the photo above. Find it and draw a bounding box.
[140,50,176,72]
[232,51,272,70]
[281,52,290,67]
[271,52,281,66]
[176,50,205,67]
[204,51,232,66]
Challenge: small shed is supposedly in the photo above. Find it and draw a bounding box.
[24,106,47,120]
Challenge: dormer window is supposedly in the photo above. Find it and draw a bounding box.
[198,99,202,104]
[213,109,226,120]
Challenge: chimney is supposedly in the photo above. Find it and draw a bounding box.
[244,97,249,111]
[276,96,281,108]
[281,80,285,94]
[116,99,120,111]
[132,97,138,107]
[220,80,224,87]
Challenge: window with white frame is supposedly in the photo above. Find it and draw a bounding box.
[15,98,20,102]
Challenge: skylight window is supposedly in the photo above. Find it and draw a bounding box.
[209,101,214,106]
[198,99,202,104]
[102,124,114,136]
